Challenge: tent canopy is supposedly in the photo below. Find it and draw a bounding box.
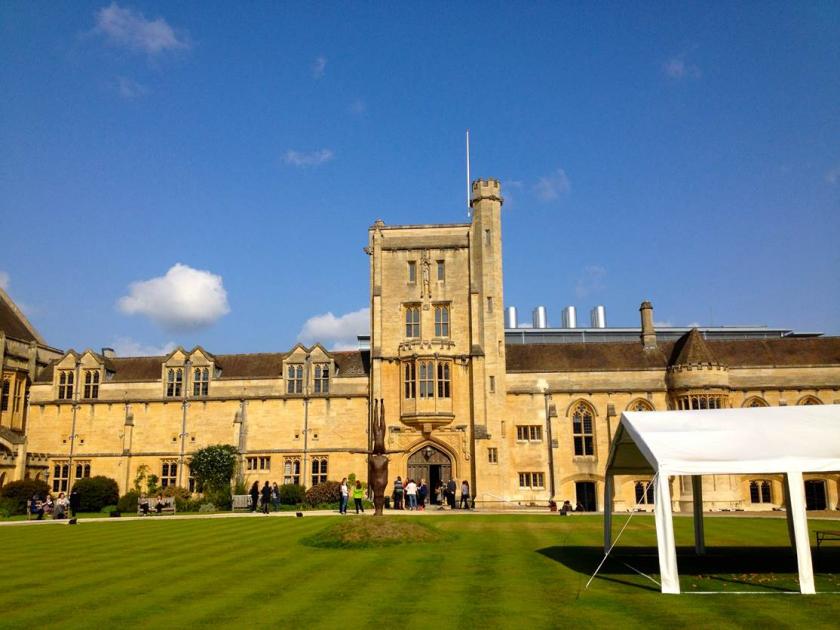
[607,404,840,477]
[602,404,840,595]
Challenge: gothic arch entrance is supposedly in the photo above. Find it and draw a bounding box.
[408,445,452,505]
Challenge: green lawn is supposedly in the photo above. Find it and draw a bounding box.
[1,514,838,628]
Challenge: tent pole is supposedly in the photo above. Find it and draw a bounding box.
[603,474,613,551]
[784,471,816,594]
[654,472,680,594]
[783,474,796,548]
[691,475,705,555]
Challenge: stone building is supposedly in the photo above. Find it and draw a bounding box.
[9,178,840,511]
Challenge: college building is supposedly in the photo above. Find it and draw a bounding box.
[2,179,839,511]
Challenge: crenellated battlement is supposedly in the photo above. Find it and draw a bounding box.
[471,178,503,205]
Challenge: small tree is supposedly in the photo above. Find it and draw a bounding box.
[189,444,238,496]
[73,476,120,512]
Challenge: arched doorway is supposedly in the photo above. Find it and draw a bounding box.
[408,445,452,505]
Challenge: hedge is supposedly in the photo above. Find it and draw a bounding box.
[304,481,341,507]
[279,483,306,505]
[0,479,51,515]
[73,476,120,512]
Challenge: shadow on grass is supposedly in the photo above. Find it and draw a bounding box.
[537,546,840,593]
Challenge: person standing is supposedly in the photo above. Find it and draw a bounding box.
[460,480,470,510]
[260,481,272,515]
[393,476,404,510]
[249,481,260,512]
[271,483,281,512]
[353,480,364,514]
[339,478,349,515]
[418,479,428,511]
[446,478,457,509]
[405,478,418,510]
[69,487,80,518]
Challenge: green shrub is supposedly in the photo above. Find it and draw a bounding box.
[117,491,139,513]
[73,476,119,512]
[198,503,217,513]
[0,497,19,518]
[160,485,191,500]
[175,497,203,512]
[204,486,232,510]
[279,483,306,505]
[304,481,341,507]
[0,479,50,515]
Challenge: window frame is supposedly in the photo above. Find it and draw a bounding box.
[436,260,445,282]
[166,368,183,398]
[407,261,417,284]
[405,305,421,338]
[192,367,210,397]
[488,447,498,464]
[571,402,595,457]
[634,480,655,505]
[314,364,330,394]
[161,460,178,488]
[749,480,772,504]
[283,457,301,485]
[52,461,70,493]
[311,457,328,486]
[516,425,543,442]
[434,304,450,337]
[58,370,74,400]
[286,364,304,394]
[518,472,545,489]
[83,370,100,399]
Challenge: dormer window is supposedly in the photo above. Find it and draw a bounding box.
[83,370,100,399]
[58,371,74,400]
[193,367,210,396]
[166,368,183,397]
[287,364,303,394]
[314,364,330,394]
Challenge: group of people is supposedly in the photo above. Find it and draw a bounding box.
[28,489,79,520]
[559,500,586,514]
[138,493,170,515]
[249,481,283,514]
[393,477,472,511]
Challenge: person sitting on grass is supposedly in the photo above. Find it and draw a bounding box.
[353,480,364,514]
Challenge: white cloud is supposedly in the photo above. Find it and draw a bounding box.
[297,307,369,350]
[534,168,571,201]
[575,265,606,299]
[825,165,840,185]
[653,320,673,328]
[117,263,230,331]
[0,271,9,291]
[686,321,702,328]
[283,148,335,167]
[663,56,701,79]
[312,55,327,79]
[117,76,148,99]
[111,337,177,357]
[95,2,190,55]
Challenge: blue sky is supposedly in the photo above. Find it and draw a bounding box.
[1,2,838,355]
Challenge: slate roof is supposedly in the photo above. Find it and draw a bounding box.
[506,335,840,372]
[35,350,371,383]
[670,328,718,366]
[0,289,43,344]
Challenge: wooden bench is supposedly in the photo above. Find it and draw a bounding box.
[816,530,840,549]
[232,494,253,512]
[137,496,176,516]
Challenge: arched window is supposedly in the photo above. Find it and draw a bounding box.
[404,362,416,399]
[798,395,822,406]
[627,399,654,412]
[311,457,328,486]
[434,304,449,337]
[742,396,768,408]
[749,480,772,504]
[419,361,434,398]
[286,364,303,394]
[0,378,9,410]
[193,367,209,396]
[571,402,595,456]
[166,368,183,397]
[437,362,451,398]
[58,371,74,400]
[83,370,100,399]
[284,457,301,485]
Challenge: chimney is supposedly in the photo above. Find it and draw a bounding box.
[532,306,547,329]
[590,305,606,329]
[505,306,518,329]
[562,306,577,329]
[639,301,656,349]
[101,347,116,359]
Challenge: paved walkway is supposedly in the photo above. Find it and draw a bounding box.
[2,508,839,527]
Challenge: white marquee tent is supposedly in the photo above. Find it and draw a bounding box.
[604,404,840,594]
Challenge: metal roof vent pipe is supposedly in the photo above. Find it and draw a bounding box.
[506,306,518,329]
[562,306,577,329]
[532,306,547,329]
[590,305,606,329]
